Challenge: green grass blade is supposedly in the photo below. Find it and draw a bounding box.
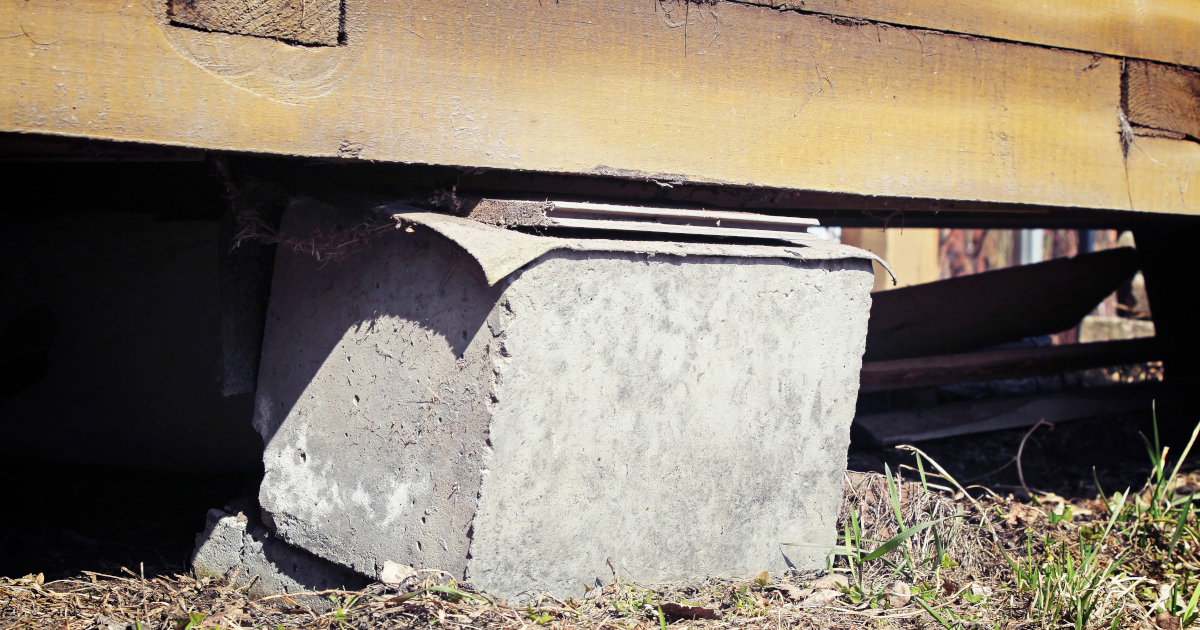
[1168,420,1200,492]
[390,585,486,605]
[1154,400,1162,456]
[851,508,863,564]
[1101,490,1130,540]
[1172,494,1199,507]
[1141,431,1161,482]
[1184,579,1200,620]
[916,455,929,493]
[862,517,955,563]
[913,595,956,629]
[1169,493,1194,559]
[1093,467,1113,514]
[885,464,905,529]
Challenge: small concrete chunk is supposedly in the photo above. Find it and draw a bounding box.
[252,203,874,597]
[379,560,418,585]
[192,507,366,601]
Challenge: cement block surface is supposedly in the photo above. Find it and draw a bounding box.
[253,204,874,597]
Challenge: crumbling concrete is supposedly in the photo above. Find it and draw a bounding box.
[193,504,367,600]
[250,201,876,597]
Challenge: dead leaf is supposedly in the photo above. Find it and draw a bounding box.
[772,585,810,601]
[800,589,842,608]
[887,581,911,608]
[942,577,958,596]
[1005,503,1044,526]
[1156,611,1181,630]
[659,603,719,620]
[811,574,849,590]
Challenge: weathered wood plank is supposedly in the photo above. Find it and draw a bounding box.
[860,338,1160,393]
[1125,60,1200,140]
[747,0,1200,69]
[866,248,1141,362]
[0,0,1192,214]
[168,0,341,46]
[856,384,1160,445]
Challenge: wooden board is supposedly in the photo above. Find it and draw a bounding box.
[866,248,1141,361]
[746,0,1200,69]
[860,338,1161,393]
[856,384,1160,445]
[1,0,1196,215]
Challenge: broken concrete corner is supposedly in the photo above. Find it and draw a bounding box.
[192,505,366,601]
[246,199,876,597]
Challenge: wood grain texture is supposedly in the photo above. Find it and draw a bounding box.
[1125,60,1200,140]
[0,0,1195,214]
[748,0,1200,69]
[168,0,341,46]
[1127,136,1200,216]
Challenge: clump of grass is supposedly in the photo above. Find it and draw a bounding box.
[1004,491,1141,629]
[825,410,1200,630]
[1100,406,1200,625]
[820,459,997,628]
[895,405,1200,629]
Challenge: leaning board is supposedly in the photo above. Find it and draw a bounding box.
[2,0,1197,214]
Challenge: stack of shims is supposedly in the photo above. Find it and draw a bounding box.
[465,199,819,242]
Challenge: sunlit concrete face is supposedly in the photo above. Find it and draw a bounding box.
[251,206,873,597]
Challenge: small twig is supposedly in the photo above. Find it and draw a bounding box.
[962,419,1054,486]
[1016,419,1054,496]
[140,562,147,621]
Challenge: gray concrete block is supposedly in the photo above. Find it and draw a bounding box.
[253,202,875,598]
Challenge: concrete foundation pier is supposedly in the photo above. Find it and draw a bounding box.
[245,201,877,598]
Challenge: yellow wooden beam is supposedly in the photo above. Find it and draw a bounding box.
[1128,136,1200,216]
[1,0,1197,215]
[749,0,1200,69]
